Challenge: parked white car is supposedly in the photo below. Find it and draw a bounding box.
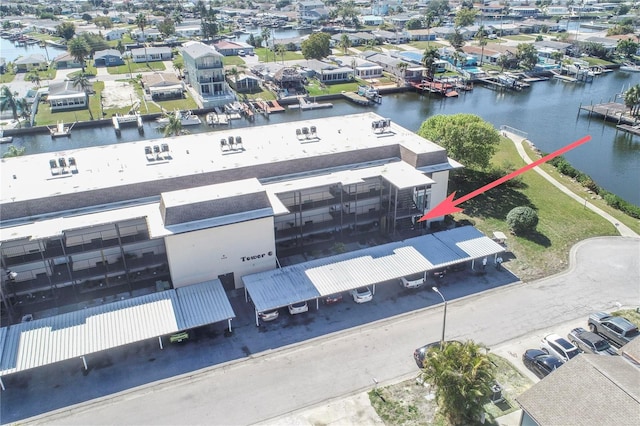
[350,287,373,303]
[540,333,581,362]
[288,301,309,315]
[400,276,425,289]
[258,309,279,322]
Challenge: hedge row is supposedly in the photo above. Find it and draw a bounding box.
[548,156,640,219]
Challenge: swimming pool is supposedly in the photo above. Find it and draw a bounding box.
[398,51,423,64]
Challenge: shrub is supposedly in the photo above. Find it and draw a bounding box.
[506,206,539,234]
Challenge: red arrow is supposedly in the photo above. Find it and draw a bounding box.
[418,135,591,222]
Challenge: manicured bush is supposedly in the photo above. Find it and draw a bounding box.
[506,206,539,234]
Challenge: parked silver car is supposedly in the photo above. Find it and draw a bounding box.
[258,309,279,322]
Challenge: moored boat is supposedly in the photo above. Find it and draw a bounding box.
[156,110,202,126]
[619,63,640,73]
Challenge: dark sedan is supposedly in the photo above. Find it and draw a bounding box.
[522,349,564,379]
[413,340,462,368]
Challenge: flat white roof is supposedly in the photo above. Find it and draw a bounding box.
[0,113,444,207]
[0,280,234,377]
[243,226,505,313]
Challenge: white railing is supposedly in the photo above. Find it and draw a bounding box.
[500,125,528,139]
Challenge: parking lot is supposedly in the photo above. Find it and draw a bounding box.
[1,262,519,424]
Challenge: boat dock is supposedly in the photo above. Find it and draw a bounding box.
[289,97,333,110]
[409,80,459,97]
[112,113,143,136]
[579,102,640,135]
[342,91,374,105]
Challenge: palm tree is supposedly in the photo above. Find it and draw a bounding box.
[396,61,408,82]
[0,85,19,123]
[226,67,239,90]
[173,61,184,78]
[623,84,640,116]
[67,37,90,73]
[16,98,31,122]
[339,33,352,55]
[423,11,435,47]
[157,111,184,137]
[421,46,440,81]
[71,73,94,120]
[261,27,271,62]
[2,145,26,158]
[135,13,149,67]
[419,340,495,425]
[276,44,287,64]
[28,72,41,88]
[476,26,488,66]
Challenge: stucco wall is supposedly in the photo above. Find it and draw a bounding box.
[165,216,276,289]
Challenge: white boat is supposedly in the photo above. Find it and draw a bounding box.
[156,110,202,126]
[206,112,219,126]
[0,130,12,144]
[619,64,640,73]
[217,114,230,125]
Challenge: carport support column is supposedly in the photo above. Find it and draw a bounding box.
[81,355,88,371]
[255,310,260,327]
[158,336,164,350]
[0,376,5,391]
[227,318,232,333]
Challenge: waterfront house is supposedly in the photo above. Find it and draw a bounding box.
[181,41,235,107]
[94,49,125,67]
[297,0,329,23]
[175,24,201,38]
[47,80,90,112]
[302,59,354,83]
[353,59,384,80]
[131,47,172,63]
[141,73,184,100]
[213,40,254,56]
[104,28,128,41]
[227,72,260,93]
[14,54,48,73]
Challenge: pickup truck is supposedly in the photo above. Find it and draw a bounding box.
[588,312,640,347]
[567,327,617,356]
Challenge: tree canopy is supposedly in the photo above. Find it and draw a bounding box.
[419,341,495,425]
[67,37,90,72]
[56,21,76,41]
[301,32,331,60]
[515,43,538,70]
[417,114,501,169]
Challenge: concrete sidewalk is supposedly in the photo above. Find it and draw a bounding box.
[502,129,638,238]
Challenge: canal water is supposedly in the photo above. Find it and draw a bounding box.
[1,35,638,206]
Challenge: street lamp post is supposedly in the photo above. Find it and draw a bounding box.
[432,286,447,349]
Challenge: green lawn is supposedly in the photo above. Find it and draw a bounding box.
[450,137,617,282]
[107,60,166,75]
[522,143,640,235]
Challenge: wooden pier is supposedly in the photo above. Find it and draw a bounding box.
[579,102,640,135]
[409,81,459,97]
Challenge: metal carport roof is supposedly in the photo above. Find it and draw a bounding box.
[0,280,235,379]
[242,226,505,313]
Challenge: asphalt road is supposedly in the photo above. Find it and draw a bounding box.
[18,236,640,425]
